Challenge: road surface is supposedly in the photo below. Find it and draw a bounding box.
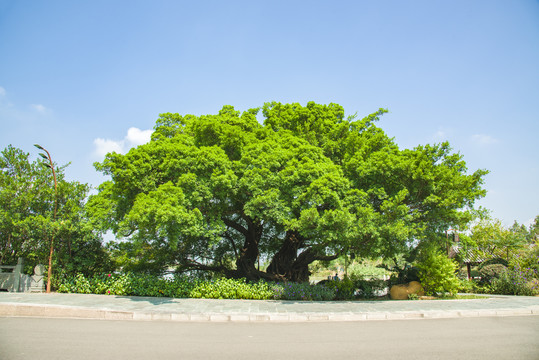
[1,316,538,359]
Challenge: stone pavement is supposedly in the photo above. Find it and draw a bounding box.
[1,292,538,322]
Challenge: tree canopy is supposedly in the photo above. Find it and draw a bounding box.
[0,145,110,276]
[90,102,488,281]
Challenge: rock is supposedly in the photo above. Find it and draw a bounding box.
[390,281,425,300]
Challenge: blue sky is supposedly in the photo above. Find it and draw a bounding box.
[1,0,538,227]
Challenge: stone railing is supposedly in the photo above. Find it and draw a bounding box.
[0,258,45,293]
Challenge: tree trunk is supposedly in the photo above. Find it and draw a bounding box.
[267,232,340,282]
[234,219,263,281]
[266,231,307,281]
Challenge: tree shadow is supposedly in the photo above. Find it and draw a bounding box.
[114,294,178,305]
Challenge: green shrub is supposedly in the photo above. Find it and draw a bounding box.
[415,249,460,296]
[478,258,509,270]
[458,279,478,293]
[388,265,419,288]
[510,249,539,280]
[189,278,274,300]
[58,273,92,294]
[278,282,335,301]
[355,278,388,298]
[478,264,507,284]
[325,277,356,300]
[56,273,332,301]
[457,278,493,294]
[490,264,539,296]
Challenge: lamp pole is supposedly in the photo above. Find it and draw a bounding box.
[34,144,57,293]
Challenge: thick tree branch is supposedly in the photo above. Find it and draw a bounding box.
[222,217,249,237]
[223,232,239,259]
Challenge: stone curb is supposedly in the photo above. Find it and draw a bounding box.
[1,303,538,322]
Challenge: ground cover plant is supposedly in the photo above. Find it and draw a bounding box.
[56,272,338,300]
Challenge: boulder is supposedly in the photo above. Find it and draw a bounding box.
[390,281,424,300]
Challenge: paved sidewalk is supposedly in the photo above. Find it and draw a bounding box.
[1,292,538,322]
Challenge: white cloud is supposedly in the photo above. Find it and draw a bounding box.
[93,127,154,158]
[31,104,48,113]
[93,138,125,158]
[0,86,6,96]
[126,127,153,146]
[471,134,499,146]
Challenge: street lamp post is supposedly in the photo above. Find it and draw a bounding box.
[34,144,58,294]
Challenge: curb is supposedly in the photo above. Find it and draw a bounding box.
[1,303,538,322]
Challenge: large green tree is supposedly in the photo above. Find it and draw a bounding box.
[91,102,487,281]
[0,145,110,281]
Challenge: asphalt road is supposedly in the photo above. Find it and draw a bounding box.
[1,316,538,360]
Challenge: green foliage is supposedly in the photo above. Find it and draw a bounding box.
[388,264,420,286]
[0,145,111,281]
[478,264,507,284]
[415,247,460,296]
[274,282,336,301]
[57,273,286,300]
[511,243,539,277]
[57,273,134,296]
[478,258,509,270]
[89,102,487,282]
[469,215,531,261]
[310,257,391,280]
[490,264,539,296]
[458,279,485,294]
[355,278,388,299]
[319,276,388,300]
[189,278,274,300]
[324,276,357,300]
[346,261,391,279]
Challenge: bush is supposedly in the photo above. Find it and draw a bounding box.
[318,276,388,300]
[458,279,488,294]
[510,248,539,280]
[324,277,357,300]
[57,273,91,294]
[277,282,335,301]
[415,248,460,296]
[189,278,274,300]
[57,273,287,300]
[490,264,539,296]
[388,265,420,287]
[478,264,507,284]
[355,278,388,298]
[57,272,192,297]
[478,258,509,269]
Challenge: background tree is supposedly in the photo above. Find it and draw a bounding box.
[0,145,111,286]
[90,102,487,281]
[528,216,539,243]
[469,213,530,261]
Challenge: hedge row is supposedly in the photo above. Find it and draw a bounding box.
[56,273,339,301]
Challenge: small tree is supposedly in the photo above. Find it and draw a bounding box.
[415,245,460,296]
[0,145,111,288]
